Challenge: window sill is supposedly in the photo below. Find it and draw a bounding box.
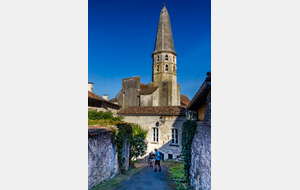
[150,142,159,144]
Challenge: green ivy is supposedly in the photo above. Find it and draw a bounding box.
[116,123,132,173]
[181,120,197,182]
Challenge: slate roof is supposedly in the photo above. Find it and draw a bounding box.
[153,4,176,55]
[180,95,191,107]
[117,106,186,116]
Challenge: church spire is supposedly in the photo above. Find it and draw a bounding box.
[153,4,176,56]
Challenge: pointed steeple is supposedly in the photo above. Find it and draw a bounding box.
[153,4,176,55]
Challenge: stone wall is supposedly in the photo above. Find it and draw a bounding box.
[119,77,140,108]
[140,94,152,106]
[123,115,185,159]
[88,106,119,115]
[190,90,211,190]
[88,126,130,189]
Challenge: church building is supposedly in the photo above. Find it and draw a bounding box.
[110,3,188,108]
[115,4,190,160]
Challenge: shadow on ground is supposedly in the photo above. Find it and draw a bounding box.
[115,162,178,190]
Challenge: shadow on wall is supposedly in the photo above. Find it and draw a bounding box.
[156,139,182,161]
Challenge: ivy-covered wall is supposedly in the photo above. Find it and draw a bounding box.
[88,125,131,189]
[190,90,211,190]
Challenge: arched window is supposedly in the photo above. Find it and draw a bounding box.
[165,54,168,61]
[173,56,175,63]
[165,64,168,71]
[157,65,159,72]
[157,55,159,61]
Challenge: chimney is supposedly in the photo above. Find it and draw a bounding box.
[88,82,93,92]
[103,94,109,100]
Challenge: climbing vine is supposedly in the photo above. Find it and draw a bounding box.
[116,123,132,173]
[181,120,197,181]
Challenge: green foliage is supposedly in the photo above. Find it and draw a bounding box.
[181,120,197,182]
[169,162,187,182]
[129,124,148,165]
[88,109,124,121]
[115,123,133,173]
[88,119,122,126]
[90,167,143,190]
[88,112,148,172]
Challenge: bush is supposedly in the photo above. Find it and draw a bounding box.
[88,109,124,121]
[129,124,148,165]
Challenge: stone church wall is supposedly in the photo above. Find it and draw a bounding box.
[190,90,211,190]
[151,89,160,106]
[118,77,140,108]
[88,126,130,189]
[123,115,186,159]
[140,94,152,106]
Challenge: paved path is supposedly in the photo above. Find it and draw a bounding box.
[116,162,178,190]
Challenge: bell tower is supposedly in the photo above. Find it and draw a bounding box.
[152,4,180,106]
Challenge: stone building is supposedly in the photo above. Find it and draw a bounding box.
[115,4,191,159]
[187,72,211,190]
[118,106,186,160]
[88,82,121,114]
[110,4,189,109]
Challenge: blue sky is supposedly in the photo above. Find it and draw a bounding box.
[88,0,211,101]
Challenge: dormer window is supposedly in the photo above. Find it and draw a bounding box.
[165,54,168,61]
[166,64,168,71]
[157,55,159,61]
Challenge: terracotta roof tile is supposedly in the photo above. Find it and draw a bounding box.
[88,91,121,108]
[187,72,211,111]
[88,125,118,137]
[88,91,107,101]
[180,94,191,107]
[117,106,186,116]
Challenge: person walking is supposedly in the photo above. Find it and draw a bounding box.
[149,151,155,167]
[153,148,162,172]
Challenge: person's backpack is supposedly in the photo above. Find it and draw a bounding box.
[157,151,163,159]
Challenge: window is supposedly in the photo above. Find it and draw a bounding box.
[168,154,173,159]
[152,128,159,142]
[157,65,159,72]
[173,56,175,63]
[173,66,176,73]
[157,55,159,61]
[165,54,168,60]
[171,129,178,144]
[165,64,168,71]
